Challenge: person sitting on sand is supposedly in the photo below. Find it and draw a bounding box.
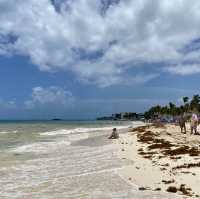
[108,128,119,139]
[190,113,198,135]
[178,114,186,134]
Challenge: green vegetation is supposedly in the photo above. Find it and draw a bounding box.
[144,95,200,119]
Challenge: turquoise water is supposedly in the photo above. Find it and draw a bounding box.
[0,120,130,151]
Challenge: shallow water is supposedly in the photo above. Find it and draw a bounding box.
[0,121,179,199]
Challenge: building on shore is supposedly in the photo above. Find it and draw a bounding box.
[97,112,144,121]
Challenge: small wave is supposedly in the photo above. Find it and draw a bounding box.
[40,126,129,137]
[41,129,73,136]
[0,130,18,134]
[12,140,71,153]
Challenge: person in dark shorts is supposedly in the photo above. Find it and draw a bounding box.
[108,128,119,139]
[178,114,186,134]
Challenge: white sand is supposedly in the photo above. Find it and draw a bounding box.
[115,123,200,198]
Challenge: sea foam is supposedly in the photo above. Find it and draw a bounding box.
[0,130,18,134]
[12,140,71,153]
[40,126,129,136]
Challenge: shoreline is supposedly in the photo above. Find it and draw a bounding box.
[116,123,200,198]
[0,121,188,198]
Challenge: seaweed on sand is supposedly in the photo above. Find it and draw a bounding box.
[166,185,192,196]
[137,131,156,143]
[130,126,149,133]
[138,151,157,156]
[172,162,200,170]
[163,146,200,156]
[166,186,177,193]
[148,139,174,150]
[162,179,175,184]
[138,150,158,159]
[179,184,192,196]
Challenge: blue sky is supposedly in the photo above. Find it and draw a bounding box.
[0,0,200,119]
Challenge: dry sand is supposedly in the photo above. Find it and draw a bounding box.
[115,123,200,198]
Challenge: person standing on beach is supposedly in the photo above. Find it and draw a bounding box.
[178,114,186,134]
[190,113,198,135]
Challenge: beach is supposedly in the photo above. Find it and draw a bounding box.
[0,120,182,199]
[117,123,200,198]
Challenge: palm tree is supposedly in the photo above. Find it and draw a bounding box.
[190,95,200,111]
[182,96,189,104]
[182,96,190,112]
[160,105,170,115]
[169,102,176,116]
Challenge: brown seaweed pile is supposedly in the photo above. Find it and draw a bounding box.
[148,139,174,150]
[167,184,192,196]
[164,146,200,156]
[130,125,149,133]
[172,162,200,170]
[134,124,200,158]
[137,131,156,143]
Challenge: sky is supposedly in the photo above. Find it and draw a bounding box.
[1,0,200,119]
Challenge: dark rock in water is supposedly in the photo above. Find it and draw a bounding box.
[52,118,62,121]
[154,188,161,191]
[166,186,178,193]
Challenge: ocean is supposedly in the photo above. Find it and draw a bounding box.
[0,120,176,199]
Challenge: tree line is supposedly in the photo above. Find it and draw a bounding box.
[144,95,200,119]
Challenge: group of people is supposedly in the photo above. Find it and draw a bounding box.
[179,112,199,135]
[108,112,200,139]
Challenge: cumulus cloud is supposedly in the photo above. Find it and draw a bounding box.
[1,0,200,86]
[165,64,200,75]
[25,86,75,109]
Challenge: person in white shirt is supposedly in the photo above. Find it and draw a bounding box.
[191,113,198,135]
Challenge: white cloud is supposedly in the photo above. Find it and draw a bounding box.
[25,86,75,109]
[165,64,200,75]
[1,0,200,86]
[0,99,16,109]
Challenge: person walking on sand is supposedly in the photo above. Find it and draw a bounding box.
[190,113,198,135]
[108,128,119,139]
[178,114,186,134]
